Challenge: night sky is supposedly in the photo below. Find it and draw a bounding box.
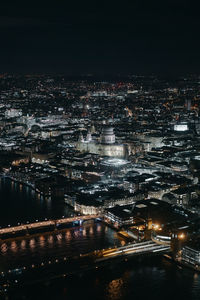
[0,1,199,75]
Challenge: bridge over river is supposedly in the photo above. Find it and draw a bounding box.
[0,215,171,295]
[0,239,171,293]
[95,240,170,263]
[0,215,100,240]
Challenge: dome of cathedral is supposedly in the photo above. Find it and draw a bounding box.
[100,126,115,144]
[101,126,114,135]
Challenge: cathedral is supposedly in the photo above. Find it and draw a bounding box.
[77,125,127,158]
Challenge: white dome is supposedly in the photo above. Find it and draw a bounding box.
[100,126,115,144]
[102,126,114,135]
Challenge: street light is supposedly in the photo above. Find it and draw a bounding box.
[178,233,185,240]
[153,224,161,231]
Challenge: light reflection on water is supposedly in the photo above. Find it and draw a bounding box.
[0,177,74,225]
[29,238,36,250]
[14,254,200,300]
[3,179,200,299]
[21,239,26,250]
[107,278,124,300]
[10,241,17,253]
[0,223,124,270]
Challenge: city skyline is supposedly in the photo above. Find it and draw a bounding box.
[0,73,200,298]
[0,1,200,298]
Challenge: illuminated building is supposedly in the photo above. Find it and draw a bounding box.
[151,230,171,245]
[181,244,200,268]
[105,205,135,226]
[185,99,191,111]
[77,124,126,158]
[5,108,22,118]
[100,126,115,144]
[174,122,189,132]
[100,158,130,167]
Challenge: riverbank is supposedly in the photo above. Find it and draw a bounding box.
[163,253,200,273]
[1,174,44,196]
[176,258,200,272]
[0,176,76,227]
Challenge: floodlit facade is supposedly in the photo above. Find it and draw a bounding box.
[181,246,200,267]
[77,125,126,158]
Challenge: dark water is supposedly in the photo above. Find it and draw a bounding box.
[0,223,123,271]
[9,256,200,300]
[1,177,200,300]
[0,177,74,226]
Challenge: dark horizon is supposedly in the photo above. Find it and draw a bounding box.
[0,1,199,75]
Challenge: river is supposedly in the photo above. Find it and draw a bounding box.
[0,176,74,226]
[1,177,200,300]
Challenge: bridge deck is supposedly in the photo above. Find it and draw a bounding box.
[0,215,99,235]
[96,241,170,262]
